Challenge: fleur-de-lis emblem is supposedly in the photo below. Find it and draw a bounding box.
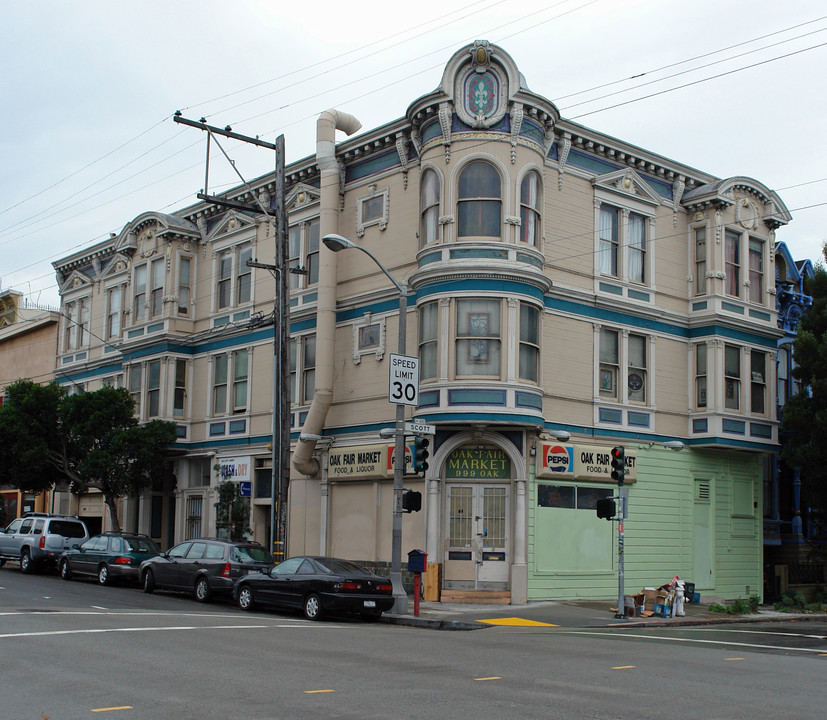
[473,82,488,112]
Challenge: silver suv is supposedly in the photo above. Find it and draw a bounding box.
[0,513,90,573]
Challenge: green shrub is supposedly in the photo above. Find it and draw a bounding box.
[709,595,761,615]
[773,590,808,612]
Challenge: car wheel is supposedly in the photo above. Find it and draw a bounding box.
[303,593,323,621]
[98,564,111,586]
[142,569,156,594]
[20,549,34,574]
[238,585,255,611]
[194,577,211,603]
[0,559,6,568]
[60,559,73,581]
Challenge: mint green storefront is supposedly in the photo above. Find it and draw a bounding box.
[528,442,764,603]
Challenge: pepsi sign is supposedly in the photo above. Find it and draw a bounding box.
[540,443,573,475]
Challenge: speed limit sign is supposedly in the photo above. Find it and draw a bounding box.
[388,353,420,407]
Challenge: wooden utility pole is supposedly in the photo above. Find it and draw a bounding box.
[173,114,290,562]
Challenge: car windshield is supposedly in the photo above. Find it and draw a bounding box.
[315,558,369,575]
[124,537,160,553]
[232,545,272,564]
[49,521,87,538]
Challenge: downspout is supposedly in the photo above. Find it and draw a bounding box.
[292,109,361,476]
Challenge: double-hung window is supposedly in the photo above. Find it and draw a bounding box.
[599,329,649,404]
[289,336,316,405]
[63,298,90,351]
[724,345,741,410]
[107,287,122,338]
[289,220,320,288]
[173,359,187,418]
[216,243,252,309]
[456,299,501,376]
[695,344,708,409]
[725,230,741,298]
[520,171,542,246]
[750,350,767,415]
[149,259,164,318]
[212,350,249,415]
[599,329,619,400]
[457,161,501,238]
[134,265,147,322]
[694,228,707,295]
[519,303,540,382]
[748,238,764,304]
[232,350,248,413]
[146,360,161,418]
[627,334,647,403]
[420,170,440,246]
[599,206,619,276]
[627,213,646,284]
[217,251,232,309]
[129,365,142,418]
[419,302,439,380]
[178,257,191,315]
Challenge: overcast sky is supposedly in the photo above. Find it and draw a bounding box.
[2,0,825,309]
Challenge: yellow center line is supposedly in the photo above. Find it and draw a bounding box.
[474,677,502,681]
[477,617,558,627]
[304,689,335,694]
[725,657,744,661]
[612,665,635,670]
[90,707,133,713]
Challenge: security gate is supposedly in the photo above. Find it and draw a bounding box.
[444,484,509,588]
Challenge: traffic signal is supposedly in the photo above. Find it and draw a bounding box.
[610,446,626,483]
[413,436,430,475]
[596,497,616,520]
[402,489,422,513]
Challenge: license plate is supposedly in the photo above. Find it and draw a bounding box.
[364,600,376,608]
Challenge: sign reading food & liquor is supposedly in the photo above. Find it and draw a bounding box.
[537,444,636,483]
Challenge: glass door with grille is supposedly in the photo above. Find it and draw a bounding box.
[444,484,509,588]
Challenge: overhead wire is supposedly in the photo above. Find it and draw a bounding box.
[4,10,826,298]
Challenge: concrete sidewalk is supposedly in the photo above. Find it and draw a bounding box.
[382,598,826,631]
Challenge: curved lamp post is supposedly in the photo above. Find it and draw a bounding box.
[323,233,410,615]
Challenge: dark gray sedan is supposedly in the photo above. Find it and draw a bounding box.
[235,556,394,621]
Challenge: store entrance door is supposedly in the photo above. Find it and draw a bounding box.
[443,484,509,589]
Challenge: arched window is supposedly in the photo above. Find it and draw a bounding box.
[457,161,501,238]
[420,169,440,246]
[520,171,542,245]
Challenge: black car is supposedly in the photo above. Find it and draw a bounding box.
[235,556,394,621]
[59,533,160,585]
[140,538,272,602]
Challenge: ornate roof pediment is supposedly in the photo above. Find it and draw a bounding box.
[206,211,257,242]
[59,269,93,294]
[592,168,662,206]
[100,253,131,279]
[115,211,200,255]
[682,176,791,229]
[285,183,321,213]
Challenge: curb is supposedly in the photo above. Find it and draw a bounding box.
[608,611,827,629]
[380,614,485,631]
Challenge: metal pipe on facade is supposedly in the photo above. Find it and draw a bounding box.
[292,110,361,477]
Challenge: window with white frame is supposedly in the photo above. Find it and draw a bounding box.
[173,359,187,418]
[237,244,252,304]
[724,345,741,410]
[599,329,649,404]
[695,344,707,409]
[725,230,741,298]
[128,365,142,417]
[146,360,161,418]
[232,350,248,413]
[456,298,501,377]
[519,303,540,383]
[212,350,249,415]
[178,257,192,315]
[420,170,440,246]
[356,186,389,236]
[520,171,542,246]
[352,314,385,364]
[748,238,764,304]
[694,228,707,296]
[149,259,164,318]
[599,206,619,277]
[133,259,163,322]
[63,297,90,352]
[777,346,790,407]
[107,287,122,339]
[627,333,647,403]
[599,329,619,400]
[289,219,319,288]
[750,350,767,415]
[134,264,147,322]
[627,213,646,284]
[217,250,232,309]
[289,336,316,405]
[213,355,228,414]
[419,302,439,381]
[457,161,501,238]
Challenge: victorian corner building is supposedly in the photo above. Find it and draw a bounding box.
[52,41,805,604]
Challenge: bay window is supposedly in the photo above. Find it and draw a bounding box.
[456,299,501,376]
[457,161,501,238]
[725,345,741,410]
[420,169,440,246]
[520,171,542,246]
[519,303,540,382]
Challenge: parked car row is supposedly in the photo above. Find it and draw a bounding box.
[1,512,395,621]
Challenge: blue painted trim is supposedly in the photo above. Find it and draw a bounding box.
[147,322,165,333]
[693,418,709,433]
[418,278,545,302]
[346,149,399,182]
[722,419,746,435]
[627,411,650,427]
[721,301,745,314]
[750,422,773,438]
[515,391,543,410]
[516,252,544,269]
[418,390,440,407]
[209,422,226,436]
[749,309,771,321]
[448,389,507,405]
[627,289,650,302]
[228,419,247,434]
[127,328,145,338]
[449,248,509,260]
[419,252,441,266]
[599,408,623,424]
[599,282,623,296]
[692,301,708,311]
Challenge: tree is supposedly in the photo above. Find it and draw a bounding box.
[0,381,177,531]
[782,250,827,510]
[214,481,251,541]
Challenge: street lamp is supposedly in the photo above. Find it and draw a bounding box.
[322,233,410,615]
